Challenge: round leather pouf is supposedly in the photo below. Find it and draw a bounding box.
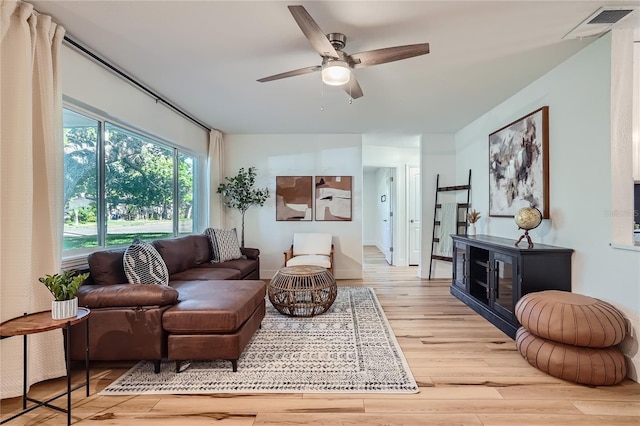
[515,327,627,386]
[515,290,626,348]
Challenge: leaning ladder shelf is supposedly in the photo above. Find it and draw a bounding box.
[428,170,471,279]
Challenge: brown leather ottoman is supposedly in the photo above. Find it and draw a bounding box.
[163,280,266,372]
[514,290,628,385]
[515,290,626,348]
[516,327,627,385]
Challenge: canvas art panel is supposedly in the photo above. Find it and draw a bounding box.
[315,176,352,221]
[276,176,313,221]
[489,106,549,218]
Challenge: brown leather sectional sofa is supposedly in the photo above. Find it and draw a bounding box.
[69,234,266,373]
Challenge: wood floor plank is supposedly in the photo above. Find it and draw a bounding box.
[254,412,483,425]
[81,412,257,425]
[363,399,582,414]
[403,358,492,368]
[1,246,638,425]
[572,400,640,416]
[497,383,640,401]
[73,396,160,416]
[478,414,640,425]
[431,376,567,386]
[302,386,502,400]
[152,396,364,414]
[0,412,60,426]
[412,366,553,377]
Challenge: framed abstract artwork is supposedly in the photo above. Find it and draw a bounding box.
[315,176,352,221]
[489,106,549,218]
[275,176,313,221]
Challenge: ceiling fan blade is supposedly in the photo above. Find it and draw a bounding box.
[349,43,430,68]
[288,5,339,59]
[257,65,321,83]
[343,75,364,99]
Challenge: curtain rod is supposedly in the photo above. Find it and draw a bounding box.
[63,35,215,133]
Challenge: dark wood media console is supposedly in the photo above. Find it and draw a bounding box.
[450,235,573,339]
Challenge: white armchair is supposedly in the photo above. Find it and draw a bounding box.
[284,233,334,275]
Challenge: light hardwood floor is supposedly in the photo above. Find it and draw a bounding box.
[2,246,639,425]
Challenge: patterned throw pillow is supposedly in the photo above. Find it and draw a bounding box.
[203,228,221,263]
[123,239,169,285]
[204,228,243,263]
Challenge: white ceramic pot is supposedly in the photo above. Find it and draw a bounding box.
[52,297,78,320]
[468,223,476,236]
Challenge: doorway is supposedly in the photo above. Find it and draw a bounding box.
[361,135,421,269]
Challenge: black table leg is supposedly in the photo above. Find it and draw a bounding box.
[85,317,90,397]
[22,334,27,410]
[66,321,71,426]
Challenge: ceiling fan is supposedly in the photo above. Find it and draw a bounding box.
[257,5,430,99]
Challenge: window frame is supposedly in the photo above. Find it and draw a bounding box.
[62,101,200,261]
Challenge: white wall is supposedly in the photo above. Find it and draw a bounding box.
[61,45,208,154]
[455,34,640,380]
[420,134,456,279]
[362,170,378,245]
[223,134,363,279]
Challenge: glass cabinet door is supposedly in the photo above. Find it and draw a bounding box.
[452,242,468,291]
[492,253,516,319]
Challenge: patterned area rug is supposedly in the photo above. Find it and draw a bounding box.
[100,286,418,394]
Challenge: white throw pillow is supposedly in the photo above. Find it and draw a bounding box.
[204,228,243,263]
[123,239,169,285]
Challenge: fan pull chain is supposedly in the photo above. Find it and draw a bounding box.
[348,81,353,104]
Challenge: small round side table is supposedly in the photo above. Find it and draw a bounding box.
[268,265,337,317]
[0,308,90,426]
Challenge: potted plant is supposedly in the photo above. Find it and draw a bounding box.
[467,209,481,236]
[39,270,89,319]
[217,166,270,248]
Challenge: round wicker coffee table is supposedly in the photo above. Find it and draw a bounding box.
[268,265,337,317]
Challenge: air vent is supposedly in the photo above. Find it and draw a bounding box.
[588,9,635,24]
[563,6,639,39]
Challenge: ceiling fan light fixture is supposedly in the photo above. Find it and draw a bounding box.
[322,60,350,86]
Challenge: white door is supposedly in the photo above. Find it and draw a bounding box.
[381,170,394,265]
[408,166,421,265]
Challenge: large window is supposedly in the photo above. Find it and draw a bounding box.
[63,107,197,253]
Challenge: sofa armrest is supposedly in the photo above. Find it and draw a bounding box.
[77,284,179,309]
[241,247,260,260]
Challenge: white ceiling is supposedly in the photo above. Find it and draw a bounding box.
[30,1,640,135]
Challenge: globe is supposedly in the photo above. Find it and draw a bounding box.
[515,207,542,230]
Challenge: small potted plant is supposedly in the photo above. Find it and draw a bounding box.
[39,270,89,319]
[467,209,481,236]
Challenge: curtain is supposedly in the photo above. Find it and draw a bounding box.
[208,129,225,228]
[610,28,634,245]
[0,0,66,398]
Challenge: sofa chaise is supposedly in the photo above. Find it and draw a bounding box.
[69,234,266,372]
